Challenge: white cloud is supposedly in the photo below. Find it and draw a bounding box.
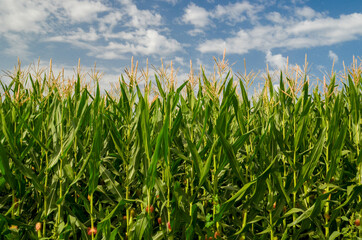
[47,27,100,42]
[198,26,272,54]
[294,6,323,19]
[0,0,115,53]
[187,29,205,37]
[266,12,284,23]
[98,11,124,33]
[96,51,125,60]
[173,57,186,66]
[68,29,183,59]
[72,0,177,58]
[198,13,362,54]
[182,3,211,28]
[181,1,263,35]
[0,0,50,34]
[265,50,287,69]
[0,0,110,57]
[117,0,162,29]
[0,0,182,59]
[213,2,263,23]
[2,33,31,57]
[160,0,178,5]
[134,29,182,55]
[0,0,110,33]
[287,14,362,46]
[60,0,109,23]
[328,50,338,62]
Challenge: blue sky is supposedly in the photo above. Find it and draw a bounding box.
[0,0,362,90]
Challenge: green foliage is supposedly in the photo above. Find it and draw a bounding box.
[0,59,361,240]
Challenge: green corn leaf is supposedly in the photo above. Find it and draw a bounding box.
[138,99,151,161]
[56,138,94,204]
[88,123,102,195]
[326,123,347,181]
[106,118,126,164]
[163,95,171,165]
[272,171,291,206]
[294,129,326,191]
[47,96,89,171]
[43,183,57,218]
[239,79,250,111]
[0,104,17,155]
[329,231,341,240]
[10,154,43,193]
[155,75,166,99]
[288,193,328,228]
[0,142,17,191]
[100,164,123,201]
[216,123,243,184]
[335,185,362,211]
[183,127,201,180]
[97,200,126,230]
[109,227,119,240]
[215,156,276,225]
[199,140,217,187]
[213,180,256,225]
[147,126,164,190]
[134,214,151,240]
[63,163,74,181]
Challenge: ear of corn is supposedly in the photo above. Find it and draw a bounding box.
[0,58,361,239]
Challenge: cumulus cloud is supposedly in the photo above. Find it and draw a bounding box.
[182,3,211,29]
[98,11,124,33]
[0,0,50,34]
[119,0,162,28]
[0,0,182,59]
[181,1,263,34]
[2,0,362,71]
[198,13,362,54]
[131,29,182,55]
[0,0,110,34]
[266,12,284,23]
[265,50,287,69]
[213,1,262,23]
[2,33,31,57]
[0,0,109,57]
[58,0,178,58]
[60,0,109,23]
[328,50,338,62]
[294,6,323,19]
[81,29,182,59]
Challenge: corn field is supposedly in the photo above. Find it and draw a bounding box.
[0,57,361,240]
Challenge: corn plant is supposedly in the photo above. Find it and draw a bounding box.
[0,57,361,239]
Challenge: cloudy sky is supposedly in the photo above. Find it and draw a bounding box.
[0,0,361,89]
